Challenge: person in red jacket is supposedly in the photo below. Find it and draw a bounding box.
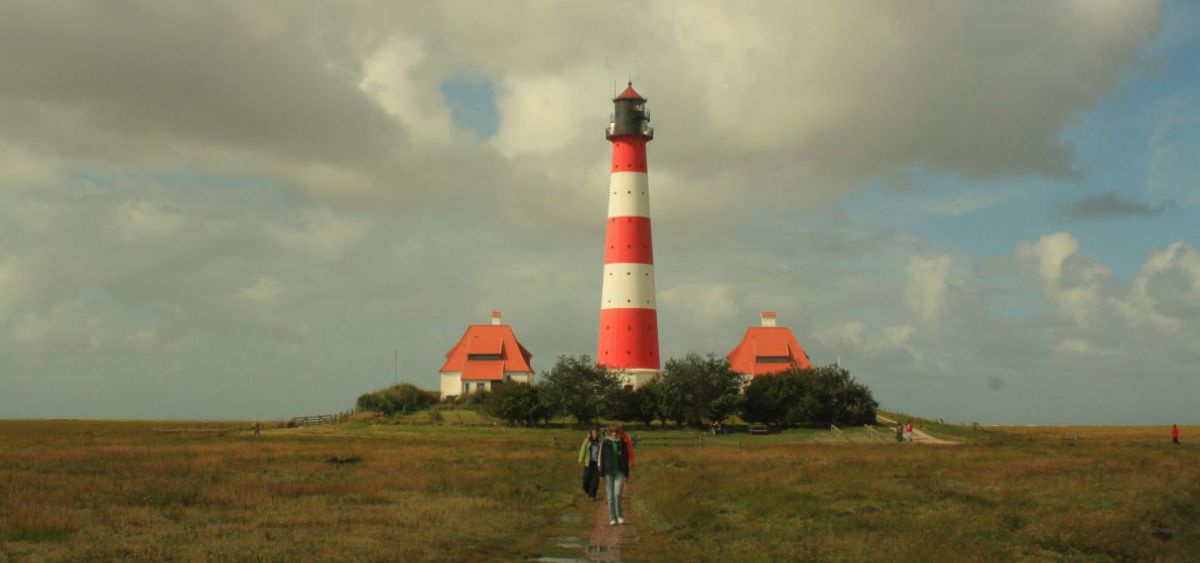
[1172,424,1181,445]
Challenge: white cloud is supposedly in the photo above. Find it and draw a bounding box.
[269,210,369,260]
[1114,241,1200,331]
[1016,232,1110,324]
[814,322,917,357]
[1053,338,1113,356]
[13,300,111,351]
[359,36,455,145]
[905,254,952,325]
[491,65,615,158]
[239,277,284,304]
[113,201,185,244]
[661,283,738,322]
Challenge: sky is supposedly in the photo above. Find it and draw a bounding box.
[0,1,1196,424]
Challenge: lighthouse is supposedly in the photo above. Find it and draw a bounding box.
[598,82,659,388]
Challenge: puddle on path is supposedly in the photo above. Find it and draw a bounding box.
[529,495,642,562]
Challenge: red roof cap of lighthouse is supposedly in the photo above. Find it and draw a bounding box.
[726,319,813,377]
[614,81,646,101]
[440,320,534,381]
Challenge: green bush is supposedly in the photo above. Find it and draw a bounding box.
[538,355,621,424]
[464,388,491,408]
[741,364,877,426]
[355,383,437,415]
[659,353,745,426]
[485,383,548,426]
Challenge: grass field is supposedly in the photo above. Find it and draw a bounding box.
[1,418,1196,562]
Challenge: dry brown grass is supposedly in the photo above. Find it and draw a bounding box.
[632,425,1199,562]
[0,420,578,562]
[2,420,1196,562]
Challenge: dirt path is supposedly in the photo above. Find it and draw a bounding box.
[876,415,959,445]
[529,484,643,562]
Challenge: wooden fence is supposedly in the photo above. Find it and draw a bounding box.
[552,434,742,450]
[289,410,354,427]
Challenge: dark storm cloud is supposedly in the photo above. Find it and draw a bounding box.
[1058,191,1172,219]
[0,2,399,166]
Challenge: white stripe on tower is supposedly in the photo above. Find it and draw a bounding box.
[606,172,651,218]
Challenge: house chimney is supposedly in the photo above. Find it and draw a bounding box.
[761,311,777,327]
[491,311,502,325]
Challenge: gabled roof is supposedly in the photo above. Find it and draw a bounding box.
[726,326,813,377]
[614,82,645,101]
[440,324,534,381]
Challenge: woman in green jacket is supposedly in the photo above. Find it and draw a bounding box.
[577,427,603,501]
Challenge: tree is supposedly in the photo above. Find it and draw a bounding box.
[660,353,746,427]
[740,364,877,426]
[640,375,672,427]
[538,355,622,424]
[605,384,665,426]
[632,383,664,426]
[485,382,548,426]
[356,383,437,415]
[604,386,641,424]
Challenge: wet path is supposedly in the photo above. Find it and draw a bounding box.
[529,487,642,562]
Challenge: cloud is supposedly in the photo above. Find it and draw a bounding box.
[1058,190,1171,219]
[1,1,1192,424]
[1015,233,1111,325]
[0,1,1166,222]
[920,189,1023,216]
[905,255,953,325]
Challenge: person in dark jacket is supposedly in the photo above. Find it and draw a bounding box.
[599,423,633,526]
[577,427,603,500]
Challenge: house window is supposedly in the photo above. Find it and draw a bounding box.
[468,354,503,361]
[756,356,792,363]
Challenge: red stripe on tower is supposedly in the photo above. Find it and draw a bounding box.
[598,82,659,388]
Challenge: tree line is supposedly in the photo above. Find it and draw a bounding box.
[486,353,877,428]
[355,353,878,428]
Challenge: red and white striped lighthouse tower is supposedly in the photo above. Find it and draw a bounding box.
[598,82,659,388]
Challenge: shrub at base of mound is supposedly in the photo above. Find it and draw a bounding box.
[485,383,548,426]
[741,364,878,426]
[356,383,438,415]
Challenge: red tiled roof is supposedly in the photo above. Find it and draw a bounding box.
[615,82,645,101]
[755,339,789,357]
[726,326,813,377]
[463,360,506,381]
[441,324,534,380]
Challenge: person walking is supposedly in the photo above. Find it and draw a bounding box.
[905,421,914,443]
[1172,424,1181,445]
[578,427,603,500]
[599,423,633,526]
[895,421,904,443]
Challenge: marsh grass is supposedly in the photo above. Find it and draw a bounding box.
[2,420,1195,561]
[633,424,1199,561]
[0,420,580,561]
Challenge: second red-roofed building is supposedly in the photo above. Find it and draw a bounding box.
[726,312,814,378]
[439,311,534,399]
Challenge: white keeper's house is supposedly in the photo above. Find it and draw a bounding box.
[439,311,534,399]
